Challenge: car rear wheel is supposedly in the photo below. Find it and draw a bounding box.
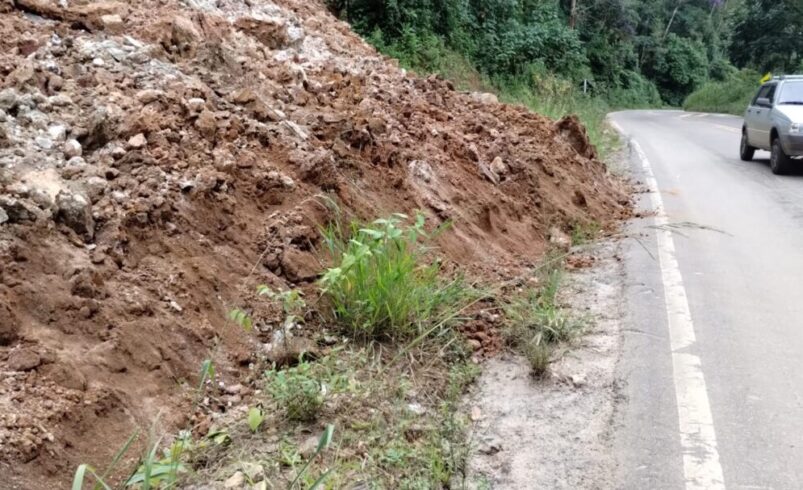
[770,138,792,175]
[740,130,755,161]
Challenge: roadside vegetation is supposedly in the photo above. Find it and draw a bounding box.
[502,253,585,376]
[71,210,590,488]
[326,0,803,145]
[684,69,760,115]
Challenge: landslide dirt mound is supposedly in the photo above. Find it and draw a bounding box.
[0,0,629,487]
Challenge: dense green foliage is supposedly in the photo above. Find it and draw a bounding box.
[684,69,760,115]
[729,0,803,72]
[328,0,803,121]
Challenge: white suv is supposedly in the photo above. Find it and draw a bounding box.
[741,75,803,174]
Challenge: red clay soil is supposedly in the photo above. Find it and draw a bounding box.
[0,0,629,487]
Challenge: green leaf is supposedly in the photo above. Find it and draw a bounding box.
[72,464,90,490]
[316,424,335,453]
[96,430,138,489]
[309,469,333,490]
[207,427,231,446]
[228,309,253,331]
[198,359,214,393]
[247,407,264,433]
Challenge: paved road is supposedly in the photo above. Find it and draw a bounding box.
[611,110,803,490]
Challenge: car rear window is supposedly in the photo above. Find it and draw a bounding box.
[778,81,803,104]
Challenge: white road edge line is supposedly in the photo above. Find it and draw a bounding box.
[610,120,726,490]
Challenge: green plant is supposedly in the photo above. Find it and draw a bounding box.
[228,308,253,331]
[126,432,191,489]
[247,407,265,433]
[72,431,139,490]
[570,220,601,246]
[683,69,761,115]
[502,258,584,376]
[266,361,325,422]
[289,424,335,489]
[523,341,552,377]
[257,286,306,328]
[320,213,473,340]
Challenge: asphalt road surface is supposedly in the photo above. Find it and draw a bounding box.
[611,110,803,490]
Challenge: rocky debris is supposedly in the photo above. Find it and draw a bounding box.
[490,156,508,178]
[8,348,41,372]
[127,133,147,149]
[555,115,598,160]
[63,139,82,158]
[471,92,499,105]
[0,0,628,486]
[47,125,67,142]
[55,191,94,239]
[0,196,37,223]
[101,14,124,33]
[265,336,318,366]
[298,434,320,457]
[280,247,319,282]
[0,305,19,346]
[548,227,572,251]
[223,471,245,488]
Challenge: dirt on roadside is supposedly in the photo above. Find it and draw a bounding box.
[465,241,625,489]
[0,0,629,487]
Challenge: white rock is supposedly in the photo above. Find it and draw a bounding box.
[223,471,245,488]
[490,156,508,176]
[186,98,206,112]
[63,139,82,158]
[48,124,67,141]
[135,89,165,104]
[407,403,426,415]
[66,156,86,168]
[49,94,74,107]
[101,14,124,33]
[127,133,147,149]
[35,136,53,150]
[92,57,105,67]
[279,174,295,189]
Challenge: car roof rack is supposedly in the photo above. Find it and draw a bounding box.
[773,75,803,80]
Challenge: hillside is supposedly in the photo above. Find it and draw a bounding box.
[0,0,628,487]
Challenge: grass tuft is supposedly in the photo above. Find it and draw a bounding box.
[502,254,584,376]
[266,361,329,422]
[320,213,474,341]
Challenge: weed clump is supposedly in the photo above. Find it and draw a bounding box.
[266,361,326,422]
[320,213,473,340]
[502,257,584,376]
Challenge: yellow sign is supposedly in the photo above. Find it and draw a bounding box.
[760,72,772,84]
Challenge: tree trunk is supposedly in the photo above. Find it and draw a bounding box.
[569,0,577,29]
[663,1,682,40]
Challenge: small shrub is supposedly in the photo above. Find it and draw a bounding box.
[523,341,552,377]
[266,361,325,422]
[570,220,601,246]
[502,259,584,375]
[320,213,473,340]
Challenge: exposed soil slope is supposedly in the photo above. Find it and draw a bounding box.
[0,0,628,487]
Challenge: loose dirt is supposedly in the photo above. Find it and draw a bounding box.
[465,241,625,489]
[0,0,628,487]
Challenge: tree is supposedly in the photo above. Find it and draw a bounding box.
[729,0,803,72]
